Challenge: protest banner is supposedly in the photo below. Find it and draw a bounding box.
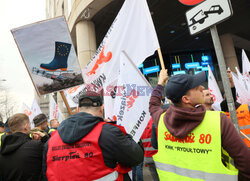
[82,0,160,92]
[242,50,250,82]
[113,51,152,142]
[49,95,63,123]
[11,16,84,96]
[208,65,223,110]
[21,103,34,128]
[233,69,250,104]
[64,85,87,108]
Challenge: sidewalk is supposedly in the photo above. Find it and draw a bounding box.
[143,164,153,181]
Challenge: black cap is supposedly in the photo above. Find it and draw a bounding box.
[165,71,207,102]
[33,113,48,127]
[79,91,103,107]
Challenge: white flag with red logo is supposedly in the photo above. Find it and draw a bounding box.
[82,0,160,91]
[21,103,35,128]
[30,98,42,123]
[64,85,87,108]
[242,50,250,82]
[208,65,223,110]
[49,95,63,123]
[233,70,250,104]
[113,51,152,142]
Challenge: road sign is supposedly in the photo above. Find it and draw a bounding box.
[179,0,205,6]
[186,0,233,35]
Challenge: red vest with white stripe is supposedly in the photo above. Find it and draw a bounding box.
[225,104,250,147]
[46,122,126,181]
[141,118,158,158]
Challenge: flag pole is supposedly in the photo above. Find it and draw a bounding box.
[59,91,73,116]
[157,48,165,70]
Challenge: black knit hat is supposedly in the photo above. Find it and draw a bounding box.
[33,113,48,127]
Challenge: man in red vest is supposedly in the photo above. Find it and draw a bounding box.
[141,118,159,181]
[42,91,144,181]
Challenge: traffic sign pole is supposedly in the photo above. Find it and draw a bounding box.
[210,25,240,133]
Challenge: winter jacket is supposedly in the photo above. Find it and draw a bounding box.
[0,132,48,181]
[42,112,144,181]
[149,84,250,181]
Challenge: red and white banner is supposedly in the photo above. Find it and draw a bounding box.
[21,99,42,128]
[64,85,86,108]
[30,98,42,121]
[82,0,160,92]
[208,65,223,110]
[49,95,63,123]
[113,51,152,142]
[21,103,34,128]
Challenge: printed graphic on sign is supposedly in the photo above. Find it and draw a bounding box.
[186,0,233,35]
[87,47,112,76]
[11,16,84,95]
[126,89,139,111]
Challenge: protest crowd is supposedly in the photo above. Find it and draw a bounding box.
[0,68,249,181]
[1,0,250,181]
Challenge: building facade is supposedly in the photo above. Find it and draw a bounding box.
[44,0,250,118]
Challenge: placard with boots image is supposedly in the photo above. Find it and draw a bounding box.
[11,16,84,95]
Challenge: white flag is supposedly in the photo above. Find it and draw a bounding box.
[21,103,35,128]
[82,0,160,91]
[232,71,250,104]
[208,65,223,110]
[30,98,42,123]
[235,67,250,92]
[113,51,152,142]
[64,85,87,108]
[242,50,250,82]
[49,95,63,123]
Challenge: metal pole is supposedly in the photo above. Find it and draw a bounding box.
[210,25,240,133]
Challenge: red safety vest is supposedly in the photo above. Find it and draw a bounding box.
[225,104,250,147]
[46,122,130,181]
[141,118,158,159]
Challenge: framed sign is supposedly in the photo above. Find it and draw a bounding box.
[11,16,84,95]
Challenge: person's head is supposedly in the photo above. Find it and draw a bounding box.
[33,113,48,131]
[203,89,214,105]
[50,119,60,128]
[8,113,30,134]
[78,90,104,117]
[165,72,207,108]
[0,121,4,133]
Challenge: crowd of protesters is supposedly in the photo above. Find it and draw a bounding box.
[0,70,249,181]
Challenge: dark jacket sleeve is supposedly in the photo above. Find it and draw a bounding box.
[220,113,250,180]
[99,124,144,168]
[149,85,165,127]
[151,123,158,149]
[42,141,48,181]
